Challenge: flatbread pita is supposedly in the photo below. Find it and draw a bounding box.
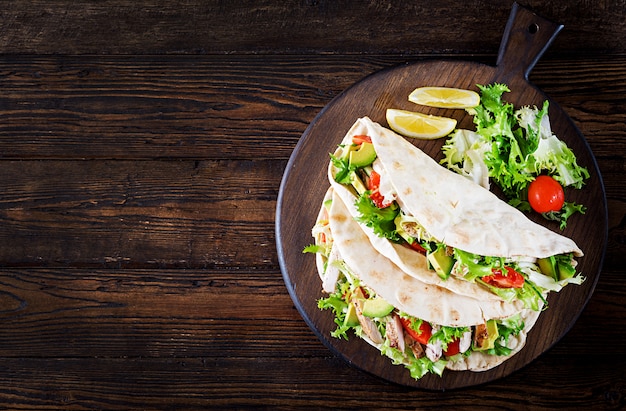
[328,117,583,303]
[356,116,583,259]
[331,181,506,302]
[327,188,525,327]
[317,187,542,373]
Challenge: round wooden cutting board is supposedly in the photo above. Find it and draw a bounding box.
[276,3,607,390]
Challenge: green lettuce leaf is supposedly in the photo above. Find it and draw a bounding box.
[354,193,401,242]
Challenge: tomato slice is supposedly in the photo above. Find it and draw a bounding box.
[400,317,432,345]
[319,232,326,244]
[482,266,525,288]
[443,338,460,357]
[368,170,380,190]
[352,134,372,145]
[528,175,565,213]
[407,241,427,254]
[370,190,388,208]
[367,170,391,208]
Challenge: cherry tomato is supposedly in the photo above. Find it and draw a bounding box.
[443,338,461,357]
[352,134,372,145]
[482,266,525,289]
[528,175,565,213]
[400,317,432,345]
[367,170,391,208]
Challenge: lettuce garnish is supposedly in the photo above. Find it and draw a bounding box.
[441,83,589,229]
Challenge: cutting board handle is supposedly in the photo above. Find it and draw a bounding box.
[496,3,563,81]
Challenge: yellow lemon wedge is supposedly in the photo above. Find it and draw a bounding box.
[386,108,457,139]
[408,86,480,109]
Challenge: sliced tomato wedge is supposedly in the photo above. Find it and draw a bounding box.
[400,317,432,345]
[367,170,381,191]
[369,191,388,208]
[443,338,461,357]
[407,241,427,254]
[367,170,391,208]
[352,134,372,145]
[482,266,525,288]
[319,232,326,244]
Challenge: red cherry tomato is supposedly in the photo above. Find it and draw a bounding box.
[528,175,565,213]
[400,317,432,345]
[482,266,525,288]
[443,338,461,357]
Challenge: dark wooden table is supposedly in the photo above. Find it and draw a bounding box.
[0,1,624,409]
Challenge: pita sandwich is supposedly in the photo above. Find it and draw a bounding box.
[309,187,541,380]
[328,117,584,309]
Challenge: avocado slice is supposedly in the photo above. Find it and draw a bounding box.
[348,142,377,168]
[343,302,360,327]
[557,260,576,280]
[362,297,394,318]
[349,172,368,195]
[427,247,454,280]
[473,320,499,351]
[537,256,557,280]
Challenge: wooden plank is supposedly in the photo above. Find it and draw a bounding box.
[0,268,328,358]
[0,1,620,408]
[0,353,621,409]
[0,157,622,269]
[528,56,626,158]
[0,55,623,161]
[0,1,624,55]
[0,267,621,357]
[0,55,389,160]
[0,159,284,268]
[0,268,621,408]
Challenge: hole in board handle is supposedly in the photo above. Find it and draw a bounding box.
[528,23,539,34]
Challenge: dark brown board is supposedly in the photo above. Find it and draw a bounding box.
[276,4,607,390]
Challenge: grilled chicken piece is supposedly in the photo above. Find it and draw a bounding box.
[474,322,489,348]
[352,296,383,344]
[322,245,341,293]
[424,325,443,362]
[385,314,405,352]
[425,339,442,362]
[401,220,420,237]
[405,334,425,359]
[459,330,472,353]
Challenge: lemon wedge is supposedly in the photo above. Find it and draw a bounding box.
[386,108,457,139]
[408,86,480,109]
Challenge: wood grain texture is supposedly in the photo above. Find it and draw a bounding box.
[0,355,622,409]
[0,267,621,408]
[0,159,282,268]
[0,0,624,55]
[0,0,623,408]
[0,53,622,406]
[0,269,308,358]
[0,54,624,161]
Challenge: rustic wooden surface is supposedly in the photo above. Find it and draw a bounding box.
[0,1,624,409]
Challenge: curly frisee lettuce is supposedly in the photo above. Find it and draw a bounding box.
[441,83,589,229]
